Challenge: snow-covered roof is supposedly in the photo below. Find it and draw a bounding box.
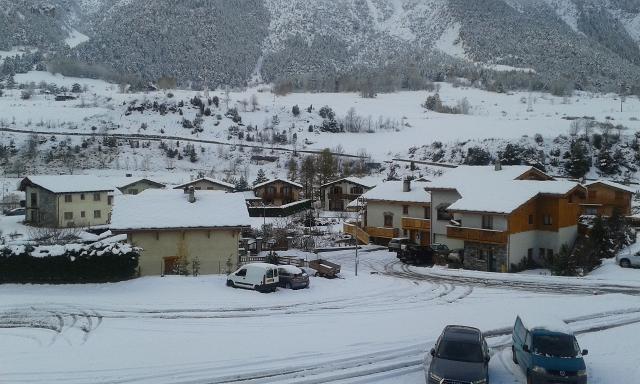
[173,177,234,190]
[586,180,637,194]
[447,180,582,214]
[518,313,573,335]
[426,165,551,193]
[110,189,250,231]
[320,176,379,189]
[361,180,430,204]
[114,177,165,189]
[19,175,115,194]
[241,191,262,200]
[253,178,303,190]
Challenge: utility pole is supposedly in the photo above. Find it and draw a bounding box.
[355,197,361,276]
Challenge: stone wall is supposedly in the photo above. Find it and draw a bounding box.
[463,242,508,272]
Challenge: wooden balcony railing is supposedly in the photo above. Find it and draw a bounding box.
[446,225,508,244]
[343,223,369,244]
[401,217,431,231]
[365,226,399,239]
[329,193,360,201]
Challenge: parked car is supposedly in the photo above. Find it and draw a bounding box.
[616,247,640,268]
[4,208,25,216]
[430,242,450,256]
[512,314,588,384]
[226,263,279,293]
[277,265,309,289]
[398,243,433,265]
[426,325,490,384]
[388,237,410,252]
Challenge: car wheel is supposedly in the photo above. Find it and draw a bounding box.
[226,280,234,287]
[620,259,631,268]
[526,371,533,384]
[512,346,518,365]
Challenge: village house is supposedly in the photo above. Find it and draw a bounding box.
[115,177,166,195]
[173,177,235,192]
[253,178,303,206]
[426,165,586,272]
[581,180,635,216]
[319,177,378,211]
[345,179,431,245]
[19,175,115,228]
[110,188,250,276]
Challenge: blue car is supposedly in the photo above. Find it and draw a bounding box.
[512,314,588,384]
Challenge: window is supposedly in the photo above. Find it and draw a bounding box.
[528,214,534,225]
[128,189,139,195]
[402,205,409,215]
[235,269,247,277]
[543,215,553,225]
[108,196,113,206]
[527,248,533,259]
[332,186,343,195]
[384,212,393,227]
[80,211,86,218]
[547,249,554,259]
[93,192,101,201]
[424,207,431,219]
[267,186,276,195]
[195,187,202,190]
[584,207,598,215]
[539,248,545,258]
[80,193,85,200]
[64,194,72,203]
[437,204,453,221]
[30,192,37,206]
[478,249,486,261]
[283,186,291,195]
[351,186,363,195]
[403,229,408,237]
[481,215,493,230]
[64,212,73,220]
[93,210,101,219]
[615,191,624,200]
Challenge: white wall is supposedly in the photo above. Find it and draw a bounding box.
[430,189,461,241]
[456,213,507,231]
[508,226,578,267]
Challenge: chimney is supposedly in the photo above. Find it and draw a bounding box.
[403,178,411,192]
[188,186,196,203]
[494,160,502,171]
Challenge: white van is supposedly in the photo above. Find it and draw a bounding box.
[226,263,279,292]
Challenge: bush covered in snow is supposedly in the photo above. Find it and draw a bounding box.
[0,239,140,284]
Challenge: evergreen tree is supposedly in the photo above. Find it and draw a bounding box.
[551,244,577,276]
[292,104,300,117]
[71,83,82,93]
[235,176,250,191]
[564,140,590,178]
[6,74,15,89]
[253,168,269,186]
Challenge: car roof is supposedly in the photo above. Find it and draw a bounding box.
[242,262,278,269]
[442,325,482,343]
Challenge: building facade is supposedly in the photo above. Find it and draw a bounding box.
[173,177,235,192]
[253,179,303,206]
[319,177,377,211]
[19,176,114,228]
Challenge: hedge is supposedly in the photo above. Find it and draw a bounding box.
[0,241,140,284]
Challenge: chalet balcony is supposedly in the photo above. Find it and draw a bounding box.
[328,193,361,201]
[365,226,399,239]
[261,192,295,201]
[401,217,431,231]
[446,225,508,244]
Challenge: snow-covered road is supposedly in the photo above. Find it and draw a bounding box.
[1,249,640,383]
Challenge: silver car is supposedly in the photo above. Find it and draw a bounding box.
[616,248,640,268]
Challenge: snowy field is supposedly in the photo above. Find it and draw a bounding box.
[2,71,640,164]
[1,248,640,384]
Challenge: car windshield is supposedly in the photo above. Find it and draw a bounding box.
[437,340,484,363]
[532,334,579,358]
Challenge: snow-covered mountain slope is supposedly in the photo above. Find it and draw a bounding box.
[3,0,640,91]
